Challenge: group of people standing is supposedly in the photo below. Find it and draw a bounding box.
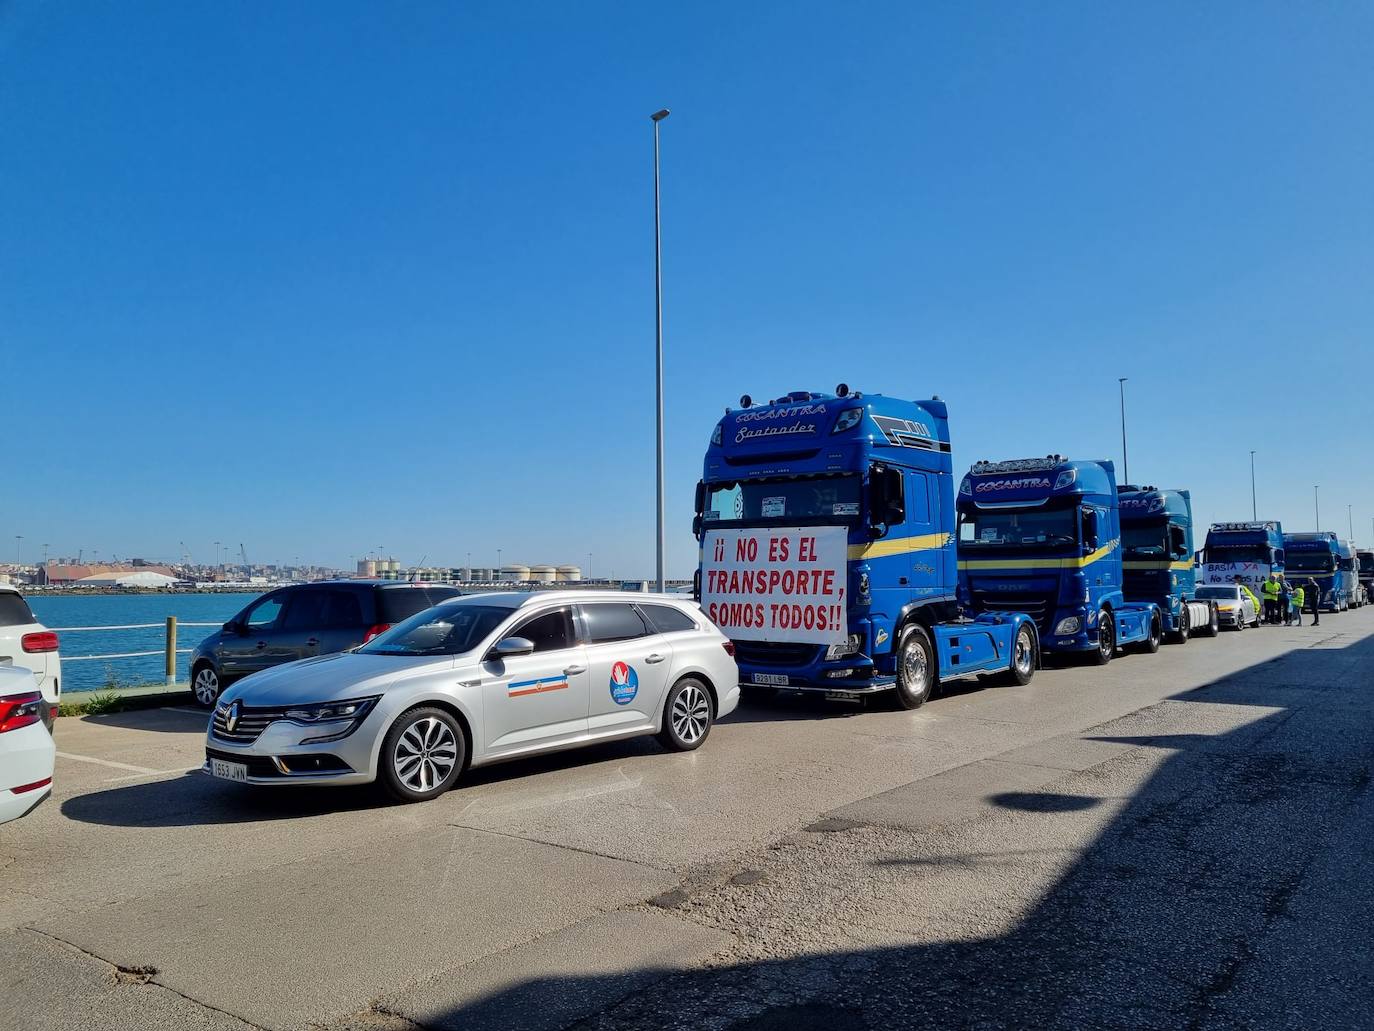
[1257,573,1321,626]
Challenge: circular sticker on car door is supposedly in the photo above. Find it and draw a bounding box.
[609,661,639,705]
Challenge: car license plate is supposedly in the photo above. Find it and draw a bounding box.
[210,758,248,783]
[751,673,789,686]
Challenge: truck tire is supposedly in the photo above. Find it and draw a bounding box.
[1088,609,1115,665]
[1199,602,1220,637]
[892,624,936,710]
[1170,602,1191,644]
[1135,613,1162,653]
[1000,624,1036,686]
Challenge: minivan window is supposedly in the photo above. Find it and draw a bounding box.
[281,590,330,631]
[639,604,697,633]
[0,593,35,627]
[379,587,451,624]
[361,605,509,656]
[582,604,650,644]
[321,590,363,629]
[245,595,285,630]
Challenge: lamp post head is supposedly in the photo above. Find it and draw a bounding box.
[651,109,670,122]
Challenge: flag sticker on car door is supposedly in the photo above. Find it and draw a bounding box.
[609,662,639,705]
[509,675,569,698]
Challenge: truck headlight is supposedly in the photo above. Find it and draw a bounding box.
[831,408,863,433]
[1054,617,1081,635]
[825,633,864,660]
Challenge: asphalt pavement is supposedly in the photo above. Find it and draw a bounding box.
[3,611,1371,1030]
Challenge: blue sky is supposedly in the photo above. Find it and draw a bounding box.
[3,2,1371,575]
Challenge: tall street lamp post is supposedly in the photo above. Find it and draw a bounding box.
[1117,378,1129,486]
[1314,486,1320,531]
[651,108,670,592]
[1249,450,1257,520]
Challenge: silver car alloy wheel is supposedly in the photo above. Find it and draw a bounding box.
[193,667,219,706]
[671,684,711,744]
[393,717,459,793]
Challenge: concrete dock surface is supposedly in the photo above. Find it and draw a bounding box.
[3,612,1371,1030]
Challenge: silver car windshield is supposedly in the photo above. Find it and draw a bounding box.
[360,605,511,656]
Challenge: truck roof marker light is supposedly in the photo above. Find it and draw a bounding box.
[711,424,722,446]
[1053,469,1078,490]
[832,408,863,433]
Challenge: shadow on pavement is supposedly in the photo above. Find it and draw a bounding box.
[70,707,210,734]
[397,630,1374,1031]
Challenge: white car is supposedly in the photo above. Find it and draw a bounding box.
[0,583,62,706]
[204,592,740,802]
[0,665,55,823]
[1194,584,1259,629]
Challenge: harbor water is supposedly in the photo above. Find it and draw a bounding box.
[26,592,262,694]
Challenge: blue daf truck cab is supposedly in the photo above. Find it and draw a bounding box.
[1283,532,1349,611]
[1199,521,1285,590]
[1118,486,1220,641]
[694,387,1038,709]
[955,457,1167,664]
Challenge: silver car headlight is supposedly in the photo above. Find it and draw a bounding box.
[1054,616,1081,635]
[285,696,380,744]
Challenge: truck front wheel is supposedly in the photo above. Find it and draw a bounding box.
[1000,624,1036,686]
[1089,610,1115,665]
[892,624,936,710]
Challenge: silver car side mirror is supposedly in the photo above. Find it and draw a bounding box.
[492,637,535,658]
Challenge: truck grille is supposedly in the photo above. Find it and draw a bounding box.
[971,591,1055,636]
[211,704,289,744]
[732,641,823,667]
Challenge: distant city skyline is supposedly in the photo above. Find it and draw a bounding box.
[4,3,1373,575]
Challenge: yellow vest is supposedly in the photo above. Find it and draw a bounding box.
[1262,580,1279,600]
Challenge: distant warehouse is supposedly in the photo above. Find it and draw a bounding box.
[39,562,184,588]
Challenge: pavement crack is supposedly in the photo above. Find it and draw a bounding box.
[25,926,269,1028]
[446,821,678,873]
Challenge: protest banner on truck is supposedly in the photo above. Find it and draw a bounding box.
[700,526,847,644]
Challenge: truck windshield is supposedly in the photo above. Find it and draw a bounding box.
[1204,544,1270,563]
[959,505,1079,548]
[704,475,861,524]
[1362,555,1374,575]
[1122,522,1168,557]
[1286,553,1334,572]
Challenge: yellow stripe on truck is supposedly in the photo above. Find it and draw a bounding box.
[848,532,951,561]
[958,541,1118,571]
[1121,560,1193,571]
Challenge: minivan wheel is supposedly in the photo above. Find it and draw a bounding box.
[380,706,466,803]
[191,663,221,708]
[659,677,714,752]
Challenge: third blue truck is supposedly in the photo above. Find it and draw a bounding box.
[1118,485,1220,641]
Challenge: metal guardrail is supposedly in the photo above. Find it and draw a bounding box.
[50,618,222,686]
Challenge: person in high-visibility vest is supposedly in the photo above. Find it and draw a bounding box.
[1291,584,1305,626]
[1261,574,1281,624]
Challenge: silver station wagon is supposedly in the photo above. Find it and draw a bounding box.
[204,592,740,802]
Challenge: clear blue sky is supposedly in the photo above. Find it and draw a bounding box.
[3,2,1371,576]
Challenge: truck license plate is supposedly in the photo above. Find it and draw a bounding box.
[210,758,248,783]
[751,673,789,686]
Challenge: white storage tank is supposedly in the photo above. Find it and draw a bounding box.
[529,565,557,583]
[500,564,531,582]
[556,565,582,582]
[357,559,377,577]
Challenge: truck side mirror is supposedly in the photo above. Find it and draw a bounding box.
[1082,508,1099,549]
[691,514,703,537]
[693,480,706,515]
